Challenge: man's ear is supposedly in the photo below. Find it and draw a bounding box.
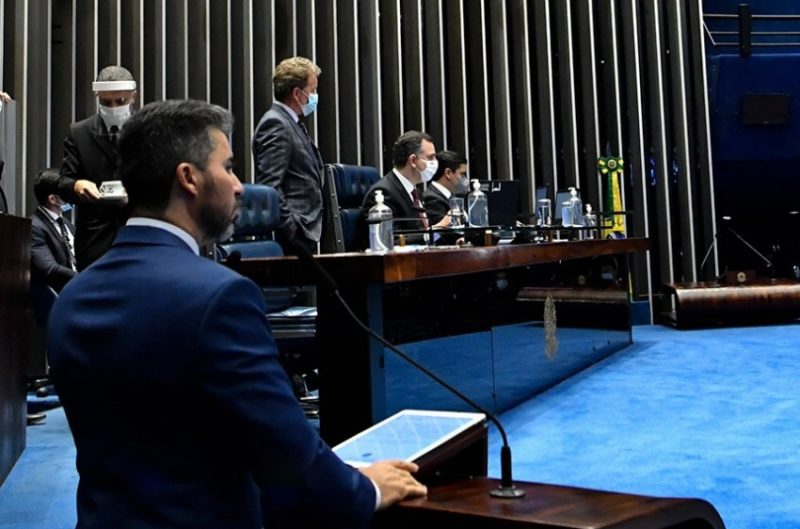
[175,162,200,197]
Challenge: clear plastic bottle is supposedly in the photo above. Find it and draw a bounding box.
[568,187,583,227]
[367,190,394,252]
[584,203,598,239]
[467,180,489,227]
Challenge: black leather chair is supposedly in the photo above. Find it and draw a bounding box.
[218,184,318,411]
[321,163,380,253]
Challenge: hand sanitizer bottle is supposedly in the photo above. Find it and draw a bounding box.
[368,190,393,252]
[467,180,489,227]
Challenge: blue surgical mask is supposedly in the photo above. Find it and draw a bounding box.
[301,91,319,117]
[455,175,470,195]
[61,202,73,214]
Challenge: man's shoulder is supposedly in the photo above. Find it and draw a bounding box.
[70,114,99,132]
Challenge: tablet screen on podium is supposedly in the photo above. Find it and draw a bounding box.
[332,409,485,468]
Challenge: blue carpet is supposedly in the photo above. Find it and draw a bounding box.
[2,324,798,529]
[489,324,800,529]
[0,407,77,528]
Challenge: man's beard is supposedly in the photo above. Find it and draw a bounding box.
[198,202,236,243]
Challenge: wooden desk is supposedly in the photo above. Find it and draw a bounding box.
[375,477,726,529]
[233,238,649,445]
[663,279,800,327]
[0,215,30,484]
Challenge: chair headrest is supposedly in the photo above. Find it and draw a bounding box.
[234,183,280,237]
[332,164,380,208]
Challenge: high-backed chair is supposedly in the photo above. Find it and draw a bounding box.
[218,184,317,404]
[321,163,380,253]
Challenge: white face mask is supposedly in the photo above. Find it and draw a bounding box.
[419,158,438,183]
[98,103,132,131]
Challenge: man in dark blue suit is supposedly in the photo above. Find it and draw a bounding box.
[47,99,426,529]
[31,168,77,292]
[252,56,325,255]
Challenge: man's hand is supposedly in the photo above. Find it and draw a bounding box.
[73,180,102,202]
[360,460,427,509]
[0,91,11,103]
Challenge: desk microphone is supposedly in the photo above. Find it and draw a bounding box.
[290,240,525,499]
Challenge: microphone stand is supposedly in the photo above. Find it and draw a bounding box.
[290,241,525,499]
[726,226,774,274]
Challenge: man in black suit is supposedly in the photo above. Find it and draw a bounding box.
[31,168,77,292]
[423,150,469,225]
[360,131,451,246]
[252,56,324,255]
[57,65,136,270]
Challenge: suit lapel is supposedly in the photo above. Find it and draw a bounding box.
[36,208,70,263]
[273,104,324,180]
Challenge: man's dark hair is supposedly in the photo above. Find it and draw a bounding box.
[118,99,234,212]
[33,168,61,205]
[432,150,467,181]
[392,130,435,168]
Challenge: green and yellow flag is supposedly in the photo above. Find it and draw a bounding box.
[598,156,625,237]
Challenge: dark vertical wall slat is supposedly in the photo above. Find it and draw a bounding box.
[620,0,653,304]
[532,1,558,192]
[75,0,96,119]
[575,0,601,207]
[316,0,339,164]
[51,0,73,165]
[165,0,187,100]
[400,0,423,133]
[488,1,513,181]
[442,0,467,156]
[337,0,359,164]
[642,0,675,284]
[463,0,489,180]
[378,0,401,170]
[508,0,536,213]
[554,0,579,188]
[251,0,273,122]
[686,0,719,279]
[208,0,230,109]
[357,0,382,169]
[422,0,444,148]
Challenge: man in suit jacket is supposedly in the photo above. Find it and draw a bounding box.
[31,168,77,292]
[360,131,451,246]
[57,65,136,270]
[252,56,324,255]
[423,150,469,226]
[47,99,425,529]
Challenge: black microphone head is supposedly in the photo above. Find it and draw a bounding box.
[225,250,242,266]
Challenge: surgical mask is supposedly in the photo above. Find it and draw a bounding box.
[301,91,319,117]
[420,158,438,183]
[455,175,470,194]
[98,103,132,131]
[60,202,73,214]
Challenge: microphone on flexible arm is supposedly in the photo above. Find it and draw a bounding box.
[290,239,525,499]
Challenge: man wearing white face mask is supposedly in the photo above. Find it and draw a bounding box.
[252,56,325,255]
[423,150,469,226]
[57,65,137,270]
[360,131,442,247]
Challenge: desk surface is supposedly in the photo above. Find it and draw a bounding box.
[232,238,649,285]
[377,477,725,529]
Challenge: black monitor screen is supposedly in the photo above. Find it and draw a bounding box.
[477,180,520,227]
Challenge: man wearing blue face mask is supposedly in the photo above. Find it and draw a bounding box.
[57,65,137,270]
[252,56,325,255]
[423,150,469,226]
[31,168,77,292]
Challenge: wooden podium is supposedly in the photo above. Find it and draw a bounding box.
[374,477,726,529]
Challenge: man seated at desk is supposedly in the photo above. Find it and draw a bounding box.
[423,150,469,226]
[361,131,452,246]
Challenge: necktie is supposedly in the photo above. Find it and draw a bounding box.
[56,216,76,271]
[109,125,119,148]
[298,120,324,170]
[410,188,430,230]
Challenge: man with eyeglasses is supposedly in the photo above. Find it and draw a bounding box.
[57,65,137,270]
[252,56,325,255]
